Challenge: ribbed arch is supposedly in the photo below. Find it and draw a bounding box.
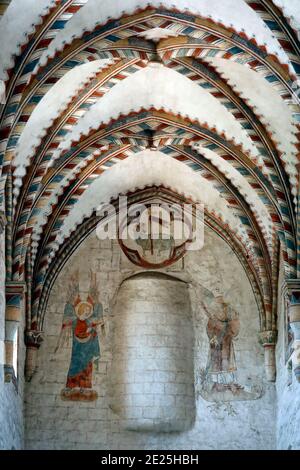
[0,1,299,340]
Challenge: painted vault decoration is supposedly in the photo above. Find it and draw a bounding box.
[118,199,195,269]
[55,271,105,401]
[1,0,300,389]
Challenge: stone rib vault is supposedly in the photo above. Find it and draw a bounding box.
[0,0,300,450]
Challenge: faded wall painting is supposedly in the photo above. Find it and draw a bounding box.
[55,271,105,401]
[198,287,262,402]
[25,233,275,450]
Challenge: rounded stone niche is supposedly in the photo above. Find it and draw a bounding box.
[110,272,195,432]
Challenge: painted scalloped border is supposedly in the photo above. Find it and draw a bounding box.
[27,144,270,273]
[60,105,263,168]
[272,0,300,41]
[13,54,293,238]
[2,0,58,82]
[34,4,294,81]
[193,144,274,248]
[40,177,254,267]
[20,106,280,266]
[12,58,116,204]
[210,58,299,199]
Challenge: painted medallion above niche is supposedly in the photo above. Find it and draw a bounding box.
[97,185,204,270]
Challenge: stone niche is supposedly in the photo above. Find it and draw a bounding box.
[110,272,195,432]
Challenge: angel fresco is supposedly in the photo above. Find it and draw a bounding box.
[55,271,105,401]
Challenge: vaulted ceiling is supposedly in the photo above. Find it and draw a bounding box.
[0,0,300,333]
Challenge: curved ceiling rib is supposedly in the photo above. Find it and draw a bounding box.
[1,9,297,173]
[0,0,299,339]
[35,201,268,332]
[39,108,294,250]
[11,57,295,270]
[30,151,272,332]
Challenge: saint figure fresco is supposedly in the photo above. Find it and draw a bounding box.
[199,289,262,402]
[55,271,105,401]
[202,294,241,393]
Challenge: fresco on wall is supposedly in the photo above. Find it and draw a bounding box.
[55,271,105,401]
[198,288,262,402]
[118,200,193,269]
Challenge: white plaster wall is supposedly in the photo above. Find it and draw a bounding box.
[276,251,300,450]
[25,228,276,450]
[0,230,25,450]
[0,359,25,450]
[0,230,5,371]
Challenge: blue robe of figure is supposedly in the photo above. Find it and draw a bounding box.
[63,302,103,389]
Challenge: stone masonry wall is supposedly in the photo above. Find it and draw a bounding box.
[110,273,195,432]
[0,229,25,449]
[25,228,276,450]
[276,252,300,450]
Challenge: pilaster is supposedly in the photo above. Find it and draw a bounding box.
[4,282,26,383]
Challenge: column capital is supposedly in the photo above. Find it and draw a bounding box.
[259,330,277,382]
[24,330,44,382]
[259,330,277,346]
[25,330,44,349]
